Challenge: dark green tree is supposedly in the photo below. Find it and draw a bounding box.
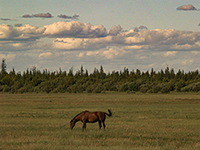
[0,58,7,76]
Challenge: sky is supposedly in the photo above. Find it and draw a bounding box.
[1,0,200,73]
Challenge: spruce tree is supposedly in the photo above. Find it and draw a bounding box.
[1,58,7,76]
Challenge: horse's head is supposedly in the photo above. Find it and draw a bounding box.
[70,120,75,129]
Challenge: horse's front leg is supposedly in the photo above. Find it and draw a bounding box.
[82,121,86,131]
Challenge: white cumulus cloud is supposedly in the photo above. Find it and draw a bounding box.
[0,24,45,40]
[43,21,107,38]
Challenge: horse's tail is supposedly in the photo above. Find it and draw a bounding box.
[105,109,112,117]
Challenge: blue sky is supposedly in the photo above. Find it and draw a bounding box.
[1,0,200,73]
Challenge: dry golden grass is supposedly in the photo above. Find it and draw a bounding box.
[0,93,200,150]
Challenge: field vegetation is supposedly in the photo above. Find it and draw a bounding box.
[0,93,200,150]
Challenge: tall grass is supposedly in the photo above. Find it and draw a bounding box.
[0,93,200,150]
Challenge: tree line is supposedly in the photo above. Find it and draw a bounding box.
[0,59,200,93]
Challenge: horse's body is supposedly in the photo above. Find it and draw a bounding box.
[70,109,112,130]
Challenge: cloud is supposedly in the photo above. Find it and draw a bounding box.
[0,41,39,51]
[139,25,148,30]
[0,24,45,51]
[164,51,178,57]
[176,4,197,10]
[33,12,52,18]
[133,25,148,32]
[0,53,16,61]
[109,25,122,35]
[0,24,45,41]
[58,14,79,19]
[14,24,23,27]
[23,12,53,18]
[43,21,107,38]
[181,59,194,65]
[22,13,79,19]
[1,18,12,21]
[0,18,17,21]
[102,48,127,59]
[78,47,127,59]
[52,37,108,50]
[39,52,53,59]
[22,14,33,18]
[122,29,200,50]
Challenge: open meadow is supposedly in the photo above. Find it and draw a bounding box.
[0,93,200,150]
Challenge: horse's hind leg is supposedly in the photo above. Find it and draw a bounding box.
[102,121,106,129]
[98,121,102,129]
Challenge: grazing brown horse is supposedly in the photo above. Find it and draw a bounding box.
[70,109,112,130]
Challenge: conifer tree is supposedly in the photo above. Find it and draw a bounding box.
[0,58,7,76]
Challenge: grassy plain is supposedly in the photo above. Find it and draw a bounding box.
[0,93,200,150]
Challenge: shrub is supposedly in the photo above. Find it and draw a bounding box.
[119,83,129,92]
[129,82,138,91]
[152,84,162,93]
[175,80,186,92]
[103,81,113,91]
[2,85,11,92]
[92,85,103,93]
[140,84,151,93]
[181,82,200,92]
[160,83,172,93]
[110,85,118,91]
[192,82,200,92]
[18,85,33,93]
[10,81,24,93]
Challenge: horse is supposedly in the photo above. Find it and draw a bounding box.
[70,109,112,130]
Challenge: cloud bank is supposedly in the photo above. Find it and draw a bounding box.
[1,21,200,73]
[1,21,200,52]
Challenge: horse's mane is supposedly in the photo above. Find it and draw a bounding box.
[70,110,89,122]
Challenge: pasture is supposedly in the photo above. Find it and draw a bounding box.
[0,93,200,150]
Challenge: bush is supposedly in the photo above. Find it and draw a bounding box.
[152,84,162,93]
[10,81,24,93]
[92,85,103,93]
[129,82,138,91]
[175,80,186,92]
[140,84,151,93]
[103,81,113,91]
[110,85,118,91]
[18,84,33,93]
[160,83,172,93]
[44,84,52,93]
[192,82,200,92]
[2,85,11,92]
[119,83,129,92]
[181,82,200,92]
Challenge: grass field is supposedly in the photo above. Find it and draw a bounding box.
[0,93,200,150]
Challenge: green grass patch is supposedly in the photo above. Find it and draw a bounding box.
[0,93,200,150]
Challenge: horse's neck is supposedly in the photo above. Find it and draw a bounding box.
[74,115,81,122]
